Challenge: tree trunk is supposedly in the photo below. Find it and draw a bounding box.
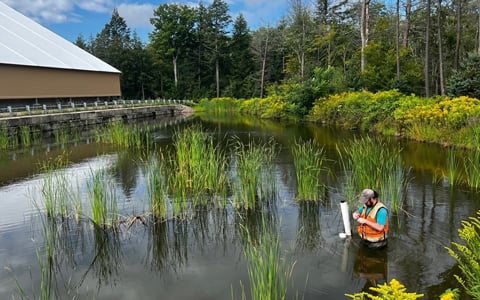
[403,0,412,47]
[216,58,220,98]
[173,56,178,88]
[360,0,370,73]
[454,0,462,70]
[260,34,269,99]
[396,0,401,80]
[437,0,445,95]
[425,0,431,97]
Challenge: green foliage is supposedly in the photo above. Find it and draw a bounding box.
[447,53,480,99]
[345,278,424,299]
[291,139,327,202]
[446,210,480,299]
[240,218,295,300]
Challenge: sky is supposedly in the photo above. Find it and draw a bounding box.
[1,0,290,43]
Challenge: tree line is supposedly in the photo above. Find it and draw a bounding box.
[75,0,480,107]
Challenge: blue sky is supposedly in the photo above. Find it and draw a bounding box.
[1,0,290,43]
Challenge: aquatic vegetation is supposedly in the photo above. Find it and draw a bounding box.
[445,149,461,188]
[87,169,118,228]
[464,150,480,190]
[144,156,168,220]
[345,278,424,299]
[240,217,295,300]
[98,121,154,151]
[171,124,229,208]
[445,210,480,299]
[232,137,276,211]
[20,125,31,147]
[337,136,407,214]
[291,138,327,202]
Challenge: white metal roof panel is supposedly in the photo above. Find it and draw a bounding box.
[0,2,120,74]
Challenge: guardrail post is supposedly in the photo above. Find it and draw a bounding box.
[7,106,12,116]
[95,101,98,108]
[71,102,75,109]
[26,105,31,114]
[57,103,62,111]
[104,101,108,107]
[113,100,117,107]
[43,104,47,113]
[83,102,87,109]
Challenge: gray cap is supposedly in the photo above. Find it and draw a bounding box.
[359,189,375,203]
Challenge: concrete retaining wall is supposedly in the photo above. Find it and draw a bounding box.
[0,105,194,133]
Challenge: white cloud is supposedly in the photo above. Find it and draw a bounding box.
[0,0,112,23]
[76,0,113,13]
[117,3,155,29]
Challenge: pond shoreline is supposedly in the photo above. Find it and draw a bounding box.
[0,104,194,133]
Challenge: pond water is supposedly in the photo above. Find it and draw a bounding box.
[0,112,478,300]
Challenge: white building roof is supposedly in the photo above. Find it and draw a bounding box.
[0,1,120,74]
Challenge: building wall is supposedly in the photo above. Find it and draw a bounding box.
[0,64,121,100]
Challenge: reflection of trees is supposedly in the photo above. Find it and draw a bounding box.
[111,151,140,198]
[296,202,323,251]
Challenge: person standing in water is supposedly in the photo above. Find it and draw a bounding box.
[352,189,389,249]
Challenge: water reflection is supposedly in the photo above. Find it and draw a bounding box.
[81,226,122,288]
[146,220,188,274]
[353,246,388,294]
[296,202,322,251]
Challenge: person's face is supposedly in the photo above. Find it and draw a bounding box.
[365,198,374,207]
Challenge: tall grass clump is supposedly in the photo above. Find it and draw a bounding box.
[464,149,480,190]
[171,125,229,208]
[257,138,278,203]
[232,138,274,211]
[291,139,327,202]
[446,149,461,188]
[39,155,76,219]
[99,121,153,151]
[239,218,295,300]
[20,125,32,147]
[445,210,480,299]
[87,169,118,228]
[0,125,10,150]
[144,156,168,220]
[337,136,408,213]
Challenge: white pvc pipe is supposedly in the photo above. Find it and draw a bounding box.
[340,201,352,236]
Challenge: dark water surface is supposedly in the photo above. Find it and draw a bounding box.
[0,113,478,299]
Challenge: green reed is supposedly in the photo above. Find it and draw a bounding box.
[144,156,168,220]
[39,155,73,219]
[291,139,327,202]
[171,125,229,208]
[464,149,480,190]
[446,149,461,188]
[232,139,266,211]
[0,125,9,149]
[88,169,118,228]
[240,217,295,300]
[337,136,407,213]
[54,126,70,145]
[99,121,153,151]
[20,125,31,147]
[258,138,278,203]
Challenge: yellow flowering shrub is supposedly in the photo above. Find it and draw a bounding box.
[345,279,424,299]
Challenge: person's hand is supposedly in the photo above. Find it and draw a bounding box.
[357,217,366,224]
[352,211,360,220]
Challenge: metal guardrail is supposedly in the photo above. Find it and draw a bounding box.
[0,99,194,118]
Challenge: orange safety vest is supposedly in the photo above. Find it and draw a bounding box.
[357,202,389,243]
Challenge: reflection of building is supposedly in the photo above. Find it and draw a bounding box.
[353,246,388,293]
[0,2,121,105]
